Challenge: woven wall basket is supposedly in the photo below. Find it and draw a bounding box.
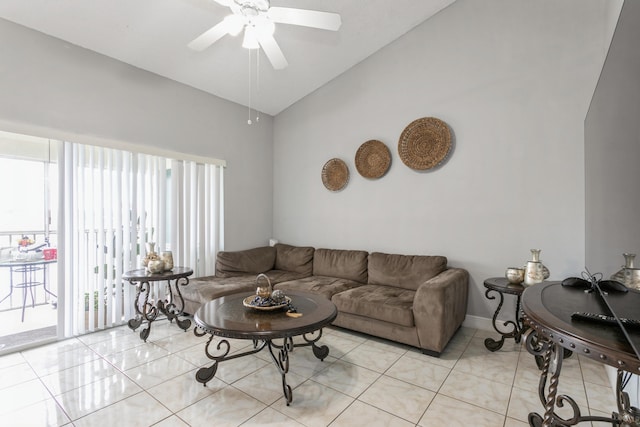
[321,158,349,191]
[398,117,452,170]
[355,140,391,179]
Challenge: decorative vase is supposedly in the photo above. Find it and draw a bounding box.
[255,273,272,299]
[523,249,549,286]
[147,258,165,274]
[142,242,158,267]
[610,253,640,290]
[161,251,174,270]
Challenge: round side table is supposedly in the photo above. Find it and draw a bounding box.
[483,277,527,351]
[124,267,193,341]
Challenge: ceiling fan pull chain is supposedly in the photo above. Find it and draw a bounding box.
[247,47,253,125]
[255,48,260,123]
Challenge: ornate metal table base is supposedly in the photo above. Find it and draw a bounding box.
[525,331,640,427]
[126,269,192,342]
[194,328,330,405]
[483,278,527,352]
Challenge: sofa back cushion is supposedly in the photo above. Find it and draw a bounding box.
[274,243,315,275]
[368,252,447,291]
[215,246,276,277]
[313,248,368,283]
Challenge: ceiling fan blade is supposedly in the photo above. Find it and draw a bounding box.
[188,15,244,51]
[267,7,341,31]
[256,32,288,69]
[188,21,230,51]
[211,0,232,6]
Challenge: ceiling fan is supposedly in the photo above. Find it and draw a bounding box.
[188,0,341,70]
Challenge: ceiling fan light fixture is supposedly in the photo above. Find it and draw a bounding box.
[242,26,260,49]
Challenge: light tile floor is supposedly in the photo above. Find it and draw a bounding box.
[0,321,618,426]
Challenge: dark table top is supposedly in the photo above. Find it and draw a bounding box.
[522,281,640,372]
[484,277,526,296]
[123,266,193,281]
[194,290,338,340]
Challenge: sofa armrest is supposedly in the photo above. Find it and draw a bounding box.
[413,268,469,354]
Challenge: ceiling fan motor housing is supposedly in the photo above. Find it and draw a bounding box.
[232,0,270,16]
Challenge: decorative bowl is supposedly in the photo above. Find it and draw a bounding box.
[505,267,525,284]
[243,295,291,311]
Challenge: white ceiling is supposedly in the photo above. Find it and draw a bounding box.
[0,0,456,116]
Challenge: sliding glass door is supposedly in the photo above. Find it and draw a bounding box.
[0,130,224,352]
[59,142,224,337]
[0,132,58,352]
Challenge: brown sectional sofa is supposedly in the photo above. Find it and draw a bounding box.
[181,243,469,356]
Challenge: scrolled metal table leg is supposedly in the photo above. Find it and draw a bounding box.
[173,275,192,330]
[127,280,157,341]
[615,369,640,426]
[485,288,519,351]
[528,412,544,427]
[127,280,144,331]
[139,281,157,341]
[159,276,191,331]
[526,332,559,426]
[268,337,293,405]
[514,294,525,343]
[300,329,330,361]
[525,333,616,426]
[194,328,231,386]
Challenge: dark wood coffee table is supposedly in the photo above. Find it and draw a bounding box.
[193,290,338,405]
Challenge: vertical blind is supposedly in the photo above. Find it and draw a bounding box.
[59,141,223,336]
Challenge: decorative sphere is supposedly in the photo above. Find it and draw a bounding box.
[505,267,525,284]
[271,289,286,303]
[147,259,165,274]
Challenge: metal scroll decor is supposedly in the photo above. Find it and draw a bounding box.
[398,117,452,170]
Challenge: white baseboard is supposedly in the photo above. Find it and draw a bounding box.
[462,315,494,332]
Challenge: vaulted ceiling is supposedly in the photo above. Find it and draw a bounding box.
[0,0,456,115]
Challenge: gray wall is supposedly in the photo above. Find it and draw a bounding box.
[0,18,274,251]
[273,0,617,320]
[585,0,640,276]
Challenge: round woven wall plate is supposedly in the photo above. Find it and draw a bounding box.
[355,140,391,179]
[398,117,452,170]
[321,158,349,191]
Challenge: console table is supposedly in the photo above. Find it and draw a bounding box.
[522,281,640,426]
[484,277,527,351]
[124,267,193,342]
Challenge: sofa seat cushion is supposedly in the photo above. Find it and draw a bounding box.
[331,284,416,327]
[215,246,276,278]
[368,252,448,291]
[275,244,314,275]
[274,276,364,300]
[181,275,256,305]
